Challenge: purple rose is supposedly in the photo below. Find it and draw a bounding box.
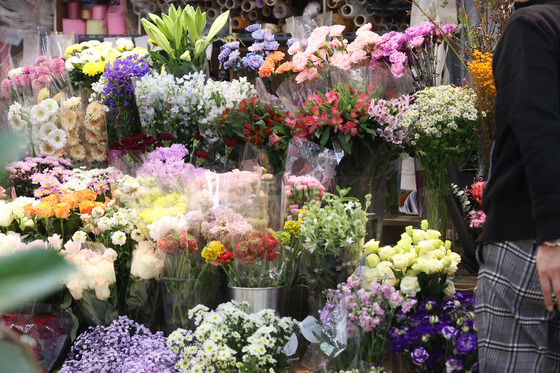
[411,347,429,365]
[456,332,477,355]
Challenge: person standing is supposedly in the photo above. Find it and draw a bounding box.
[476,0,560,371]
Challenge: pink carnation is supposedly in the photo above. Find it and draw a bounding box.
[292,52,308,72]
[288,41,301,55]
[329,52,352,70]
[329,25,346,37]
[1,79,12,93]
[350,50,368,64]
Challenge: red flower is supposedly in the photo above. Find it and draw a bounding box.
[179,232,198,256]
[144,136,157,146]
[194,133,205,142]
[470,181,486,205]
[238,99,248,113]
[157,234,182,254]
[154,142,164,148]
[266,250,278,261]
[160,133,173,141]
[133,133,148,142]
[224,137,236,148]
[193,149,210,160]
[234,241,257,264]
[216,251,234,264]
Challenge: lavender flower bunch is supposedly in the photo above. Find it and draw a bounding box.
[388,291,478,373]
[371,21,458,89]
[92,55,150,143]
[320,275,417,369]
[218,24,279,80]
[61,316,177,373]
[137,144,202,187]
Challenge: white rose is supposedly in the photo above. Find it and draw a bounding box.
[400,276,421,295]
[65,273,86,300]
[378,245,396,261]
[111,231,127,246]
[130,243,164,280]
[0,232,22,255]
[0,202,14,227]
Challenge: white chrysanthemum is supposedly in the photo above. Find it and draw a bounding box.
[30,103,51,124]
[65,56,79,72]
[97,41,113,50]
[8,103,27,132]
[46,129,67,150]
[116,38,134,51]
[111,231,127,246]
[38,122,57,139]
[41,99,59,116]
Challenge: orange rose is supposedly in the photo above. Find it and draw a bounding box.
[42,194,60,204]
[24,204,36,218]
[53,202,71,219]
[77,189,98,202]
[79,200,96,215]
[34,202,55,219]
[60,192,81,209]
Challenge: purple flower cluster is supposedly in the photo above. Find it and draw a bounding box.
[371,21,458,88]
[136,144,202,185]
[61,316,177,373]
[218,24,278,72]
[7,156,73,197]
[102,55,150,111]
[388,291,478,372]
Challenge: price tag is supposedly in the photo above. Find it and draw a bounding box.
[283,333,298,356]
[299,316,322,343]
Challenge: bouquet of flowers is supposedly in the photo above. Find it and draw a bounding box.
[64,38,147,89]
[372,22,458,89]
[319,275,417,370]
[220,95,292,174]
[1,55,67,103]
[167,301,298,372]
[299,187,370,314]
[284,174,326,220]
[61,316,177,373]
[402,85,479,236]
[450,180,486,235]
[388,292,478,373]
[90,55,151,144]
[363,220,461,302]
[141,4,229,76]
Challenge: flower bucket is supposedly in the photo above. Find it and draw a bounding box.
[228,284,287,315]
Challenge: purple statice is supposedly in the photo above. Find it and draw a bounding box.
[60,316,177,373]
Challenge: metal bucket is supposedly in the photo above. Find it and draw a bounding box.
[228,285,287,315]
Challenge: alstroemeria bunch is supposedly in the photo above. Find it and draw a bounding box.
[220,95,292,174]
[64,38,147,89]
[363,220,461,301]
[320,275,417,369]
[1,55,67,103]
[284,174,326,220]
[371,21,458,89]
[168,302,297,373]
[450,180,486,235]
[388,292,478,373]
[90,55,151,143]
[285,23,382,83]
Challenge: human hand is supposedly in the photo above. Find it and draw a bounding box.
[536,244,560,311]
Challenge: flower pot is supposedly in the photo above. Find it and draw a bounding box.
[227,284,287,315]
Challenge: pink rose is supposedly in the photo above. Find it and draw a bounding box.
[48,234,64,250]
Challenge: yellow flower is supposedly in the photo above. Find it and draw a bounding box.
[202,241,224,263]
[36,87,50,103]
[283,220,301,236]
[82,61,105,77]
[64,44,82,56]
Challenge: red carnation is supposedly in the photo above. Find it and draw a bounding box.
[194,149,210,160]
[154,142,164,148]
[194,133,204,142]
[224,137,236,148]
[160,133,173,141]
[266,250,277,261]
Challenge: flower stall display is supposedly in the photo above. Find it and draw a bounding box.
[6,155,73,198]
[60,316,177,372]
[318,275,417,371]
[299,188,370,314]
[141,4,230,76]
[167,301,298,372]
[402,85,479,237]
[388,292,478,373]
[64,39,147,90]
[90,55,151,144]
[363,220,461,302]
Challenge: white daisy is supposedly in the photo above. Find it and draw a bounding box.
[38,141,56,156]
[46,129,67,150]
[69,144,86,161]
[41,98,59,116]
[30,103,51,124]
[8,105,26,133]
[64,97,81,110]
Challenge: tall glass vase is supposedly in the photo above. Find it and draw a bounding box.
[419,168,449,239]
[336,142,402,241]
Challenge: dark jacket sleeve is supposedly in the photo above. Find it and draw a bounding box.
[493,13,560,243]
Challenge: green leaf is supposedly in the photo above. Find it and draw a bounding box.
[0,249,74,313]
[338,133,352,154]
[319,128,330,148]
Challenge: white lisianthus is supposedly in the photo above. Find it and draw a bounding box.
[400,276,421,295]
[443,279,456,297]
[365,253,380,268]
[111,230,127,246]
[392,253,410,270]
[378,245,396,261]
[363,239,379,255]
[72,231,87,243]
